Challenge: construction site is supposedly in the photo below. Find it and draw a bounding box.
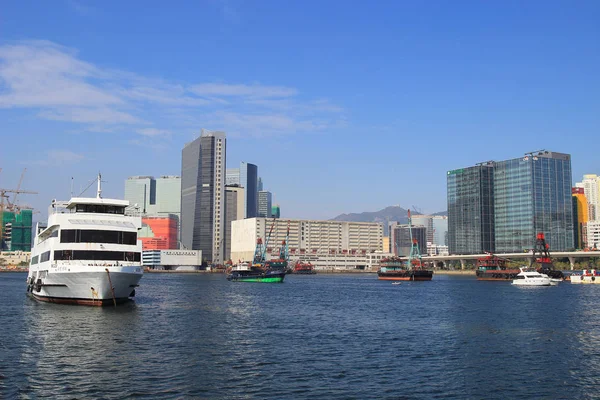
[0,168,37,269]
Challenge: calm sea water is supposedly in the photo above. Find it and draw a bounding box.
[2,272,600,399]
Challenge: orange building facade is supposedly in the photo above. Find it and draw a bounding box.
[140,216,178,250]
[572,187,589,249]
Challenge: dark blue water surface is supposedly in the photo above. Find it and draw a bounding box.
[2,272,600,399]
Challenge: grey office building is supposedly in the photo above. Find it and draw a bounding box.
[181,129,226,263]
[240,162,258,218]
[447,163,495,255]
[447,151,574,255]
[494,151,573,252]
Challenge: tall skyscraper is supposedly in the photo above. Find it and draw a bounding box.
[494,151,573,252]
[257,177,263,192]
[224,185,245,261]
[258,191,272,218]
[240,162,258,218]
[180,129,226,263]
[576,174,600,221]
[447,151,574,254]
[447,163,495,254]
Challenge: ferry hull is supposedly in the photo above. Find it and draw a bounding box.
[27,267,142,306]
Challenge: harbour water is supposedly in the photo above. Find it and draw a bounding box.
[2,272,600,399]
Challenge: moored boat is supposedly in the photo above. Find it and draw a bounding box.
[377,210,433,281]
[512,267,552,286]
[293,260,316,274]
[476,254,521,281]
[26,174,143,306]
[570,269,600,284]
[226,262,286,282]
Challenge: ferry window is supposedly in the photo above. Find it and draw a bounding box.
[80,230,120,244]
[40,251,51,263]
[31,256,39,265]
[123,232,137,245]
[66,250,141,261]
[50,230,59,238]
[61,230,77,243]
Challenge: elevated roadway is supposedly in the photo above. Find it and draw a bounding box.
[413,251,600,270]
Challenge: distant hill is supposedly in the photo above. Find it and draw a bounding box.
[331,206,447,235]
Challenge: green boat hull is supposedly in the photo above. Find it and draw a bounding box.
[232,276,285,283]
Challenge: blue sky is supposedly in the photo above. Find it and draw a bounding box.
[1,1,598,220]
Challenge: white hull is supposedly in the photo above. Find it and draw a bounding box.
[570,275,600,284]
[512,267,552,286]
[512,280,552,286]
[27,266,142,305]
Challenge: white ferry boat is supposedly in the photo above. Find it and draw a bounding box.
[512,267,552,286]
[26,175,143,306]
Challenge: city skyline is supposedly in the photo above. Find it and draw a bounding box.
[1,2,599,220]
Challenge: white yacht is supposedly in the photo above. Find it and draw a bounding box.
[26,174,143,306]
[512,267,552,286]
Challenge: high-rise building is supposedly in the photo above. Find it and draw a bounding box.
[180,129,226,263]
[576,174,600,221]
[257,177,263,192]
[447,163,495,254]
[271,204,281,219]
[258,191,272,218]
[226,168,240,186]
[572,187,589,249]
[447,151,574,255]
[124,176,155,213]
[494,151,573,252]
[124,175,181,242]
[224,185,245,261]
[240,162,258,218]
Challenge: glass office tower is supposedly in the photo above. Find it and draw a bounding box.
[447,164,495,254]
[494,151,573,252]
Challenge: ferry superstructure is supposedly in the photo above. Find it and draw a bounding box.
[26,175,143,306]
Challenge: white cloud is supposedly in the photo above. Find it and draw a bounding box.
[30,149,85,166]
[0,40,344,138]
[136,128,172,137]
[190,83,298,98]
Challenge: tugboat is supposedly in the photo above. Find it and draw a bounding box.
[377,210,433,281]
[293,260,316,274]
[476,253,521,281]
[532,232,564,281]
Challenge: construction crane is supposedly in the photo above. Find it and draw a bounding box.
[0,168,38,250]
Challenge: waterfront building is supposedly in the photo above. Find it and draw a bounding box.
[124,176,155,213]
[447,151,574,254]
[138,216,178,250]
[391,225,427,257]
[588,221,600,249]
[271,204,281,219]
[224,185,245,261]
[258,191,272,218]
[576,174,600,221]
[231,218,383,269]
[494,151,573,252]
[180,129,226,263]
[382,236,390,253]
[412,215,433,244]
[142,249,202,270]
[572,187,589,249]
[447,163,495,254]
